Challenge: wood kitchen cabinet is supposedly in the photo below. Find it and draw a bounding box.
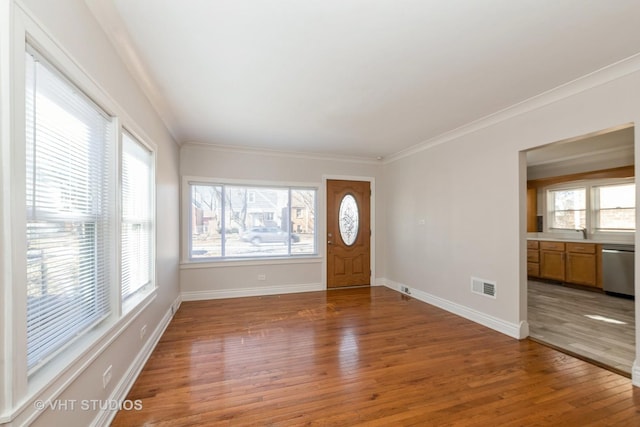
[527,240,540,277]
[528,240,602,289]
[539,241,565,281]
[565,242,597,287]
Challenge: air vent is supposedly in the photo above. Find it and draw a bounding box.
[471,277,496,299]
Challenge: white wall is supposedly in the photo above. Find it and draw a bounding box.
[0,0,180,425]
[382,58,640,380]
[180,144,384,298]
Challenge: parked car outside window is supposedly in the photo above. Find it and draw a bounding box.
[240,227,300,245]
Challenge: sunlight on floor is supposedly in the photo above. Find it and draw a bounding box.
[584,314,627,325]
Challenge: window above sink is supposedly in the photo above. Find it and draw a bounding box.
[545,178,635,238]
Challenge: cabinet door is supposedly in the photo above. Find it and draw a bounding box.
[540,250,565,281]
[566,253,597,287]
[527,262,540,277]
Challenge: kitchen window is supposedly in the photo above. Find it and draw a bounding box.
[189,183,317,260]
[545,179,635,235]
[594,182,635,231]
[548,187,586,230]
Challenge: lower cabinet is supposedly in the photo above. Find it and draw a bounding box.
[529,240,601,288]
[565,243,597,287]
[539,241,565,281]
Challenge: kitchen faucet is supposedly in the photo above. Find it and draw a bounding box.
[576,228,587,240]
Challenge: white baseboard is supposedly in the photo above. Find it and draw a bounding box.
[382,278,525,339]
[94,294,181,427]
[181,283,324,301]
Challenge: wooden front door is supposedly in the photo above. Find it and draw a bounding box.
[327,180,371,288]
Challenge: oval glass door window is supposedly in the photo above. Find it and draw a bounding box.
[339,194,359,246]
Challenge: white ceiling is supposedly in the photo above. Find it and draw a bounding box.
[87,0,640,159]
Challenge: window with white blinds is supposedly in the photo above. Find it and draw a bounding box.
[121,132,154,303]
[25,48,113,371]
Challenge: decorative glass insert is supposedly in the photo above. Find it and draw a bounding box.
[339,194,359,246]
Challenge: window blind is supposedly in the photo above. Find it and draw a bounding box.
[121,132,153,301]
[25,48,112,371]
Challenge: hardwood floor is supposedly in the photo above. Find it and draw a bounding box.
[528,280,635,375]
[113,287,640,426]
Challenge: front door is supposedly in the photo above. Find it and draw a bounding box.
[326,180,371,288]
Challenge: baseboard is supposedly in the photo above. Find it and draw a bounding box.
[181,283,324,301]
[94,294,181,427]
[382,278,524,339]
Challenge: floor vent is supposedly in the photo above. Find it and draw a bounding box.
[471,277,496,299]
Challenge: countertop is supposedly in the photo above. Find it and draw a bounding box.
[527,236,635,246]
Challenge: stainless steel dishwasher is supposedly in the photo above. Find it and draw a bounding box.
[602,244,635,297]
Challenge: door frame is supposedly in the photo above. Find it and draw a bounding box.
[322,175,376,289]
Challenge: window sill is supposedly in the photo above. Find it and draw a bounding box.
[180,255,322,269]
[122,284,156,315]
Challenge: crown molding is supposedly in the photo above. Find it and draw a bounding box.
[384,52,640,165]
[181,141,383,165]
[84,0,180,143]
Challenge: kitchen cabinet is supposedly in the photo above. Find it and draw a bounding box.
[527,240,540,277]
[539,241,565,281]
[565,243,597,287]
[528,240,602,289]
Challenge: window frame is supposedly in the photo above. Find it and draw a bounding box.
[183,177,319,263]
[16,41,158,379]
[546,185,588,231]
[593,179,636,232]
[120,129,157,312]
[5,6,162,416]
[544,177,635,237]
[24,45,116,374]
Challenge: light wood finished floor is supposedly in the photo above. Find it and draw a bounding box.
[113,287,640,426]
[528,280,635,375]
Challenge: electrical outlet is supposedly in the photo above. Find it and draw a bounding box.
[140,324,147,340]
[257,274,266,281]
[102,365,112,389]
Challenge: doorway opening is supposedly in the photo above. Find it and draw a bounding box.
[523,124,636,376]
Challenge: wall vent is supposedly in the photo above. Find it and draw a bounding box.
[471,277,496,299]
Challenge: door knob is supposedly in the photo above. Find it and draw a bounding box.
[328,241,333,245]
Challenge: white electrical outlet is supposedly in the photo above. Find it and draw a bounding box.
[140,324,147,340]
[102,365,112,389]
[257,274,266,281]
